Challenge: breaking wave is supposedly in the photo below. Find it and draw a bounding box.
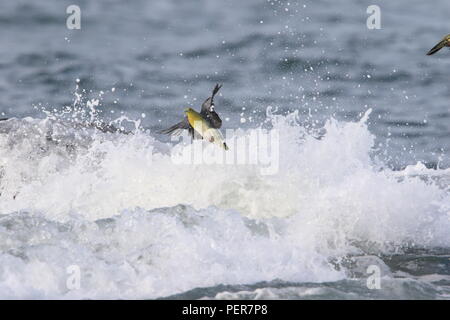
[0,99,449,299]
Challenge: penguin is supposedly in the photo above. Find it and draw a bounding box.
[159,84,223,139]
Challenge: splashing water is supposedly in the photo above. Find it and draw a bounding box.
[0,94,449,299]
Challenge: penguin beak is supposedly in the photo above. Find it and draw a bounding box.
[427,39,448,55]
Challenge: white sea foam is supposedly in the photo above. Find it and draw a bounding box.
[0,107,449,299]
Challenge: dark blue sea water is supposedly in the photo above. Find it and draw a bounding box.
[0,0,449,299]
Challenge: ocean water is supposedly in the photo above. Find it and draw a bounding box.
[0,0,450,299]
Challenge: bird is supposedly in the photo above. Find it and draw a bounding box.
[427,34,450,55]
[159,84,223,139]
[184,107,228,150]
